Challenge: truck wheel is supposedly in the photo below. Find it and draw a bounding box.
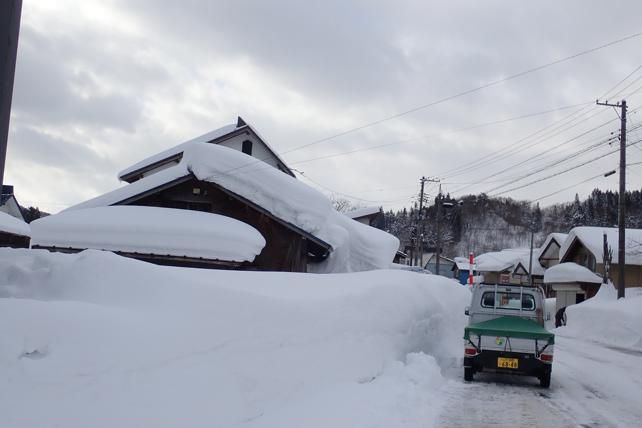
[540,371,551,388]
[464,367,474,381]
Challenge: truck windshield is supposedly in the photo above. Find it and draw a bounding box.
[481,291,536,311]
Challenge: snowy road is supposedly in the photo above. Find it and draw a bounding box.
[436,334,642,427]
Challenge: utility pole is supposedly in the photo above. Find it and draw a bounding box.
[413,177,427,266]
[0,0,23,191]
[596,99,627,299]
[435,183,442,275]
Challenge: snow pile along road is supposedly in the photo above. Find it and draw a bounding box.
[559,284,642,351]
[0,248,470,428]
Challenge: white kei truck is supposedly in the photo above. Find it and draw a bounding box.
[463,283,555,388]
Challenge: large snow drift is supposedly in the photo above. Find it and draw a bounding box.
[30,206,265,262]
[0,248,470,428]
[67,143,399,272]
[559,285,642,351]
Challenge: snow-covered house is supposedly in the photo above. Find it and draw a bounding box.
[347,206,384,228]
[544,262,603,319]
[37,142,398,273]
[118,117,295,183]
[0,211,30,248]
[559,226,642,289]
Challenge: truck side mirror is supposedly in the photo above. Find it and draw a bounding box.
[465,306,470,316]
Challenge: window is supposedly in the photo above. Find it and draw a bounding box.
[242,140,253,155]
[481,291,536,311]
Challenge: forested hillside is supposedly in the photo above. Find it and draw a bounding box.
[383,189,642,258]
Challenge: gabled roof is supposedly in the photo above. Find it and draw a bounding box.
[559,227,642,266]
[538,233,568,263]
[118,117,294,182]
[347,206,381,220]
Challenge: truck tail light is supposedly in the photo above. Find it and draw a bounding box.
[464,346,478,356]
[539,353,553,362]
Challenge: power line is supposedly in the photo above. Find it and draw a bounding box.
[281,31,642,156]
[490,138,642,197]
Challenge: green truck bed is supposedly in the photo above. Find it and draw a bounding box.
[464,316,554,345]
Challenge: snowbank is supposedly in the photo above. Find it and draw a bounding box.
[30,206,265,262]
[68,143,399,273]
[0,211,30,237]
[0,248,470,427]
[559,284,642,351]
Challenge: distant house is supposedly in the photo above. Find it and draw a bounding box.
[118,117,295,183]
[544,262,603,319]
[347,206,384,228]
[559,226,642,289]
[423,253,454,277]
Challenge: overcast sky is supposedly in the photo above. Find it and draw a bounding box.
[7,0,642,214]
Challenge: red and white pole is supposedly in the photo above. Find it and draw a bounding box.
[468,252,474,287]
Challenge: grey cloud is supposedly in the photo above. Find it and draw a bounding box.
[9,126,116,173]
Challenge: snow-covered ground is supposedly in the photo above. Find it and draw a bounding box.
[1,248,641,427]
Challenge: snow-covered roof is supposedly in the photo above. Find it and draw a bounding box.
[544,262,603,284]
[453,256,471,270]
[0,211,30,237]
[513,253,546,276]
[118,118,293,181]
[31,206,265,262]
[560,227,642,266]
[347,206,381,220]
[475,249,527,272]
[68,143,399,273]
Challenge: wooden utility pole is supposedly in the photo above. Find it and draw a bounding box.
[596,99,627,299]
[0,0,22,191]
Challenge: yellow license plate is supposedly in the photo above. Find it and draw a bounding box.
[497,357,519,369]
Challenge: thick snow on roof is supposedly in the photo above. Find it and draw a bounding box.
[544,262,603,284]
[68,144,399,272]
[346,206,381,219]
[474,249,526,272]
[31,206,265,262]
[560,227,642,265]
[0,211,30,237]
[118,123,238,179]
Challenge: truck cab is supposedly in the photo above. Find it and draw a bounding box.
[464,284,554,387]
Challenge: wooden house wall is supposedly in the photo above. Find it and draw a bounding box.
[0,231,30,248]
[125,178,310,272]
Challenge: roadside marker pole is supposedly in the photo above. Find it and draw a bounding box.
[468,252,474,288]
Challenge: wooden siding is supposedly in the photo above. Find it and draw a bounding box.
[0,231,29,248]
[119,178,320,272]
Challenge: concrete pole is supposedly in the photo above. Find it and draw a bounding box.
[0,0,23,191]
